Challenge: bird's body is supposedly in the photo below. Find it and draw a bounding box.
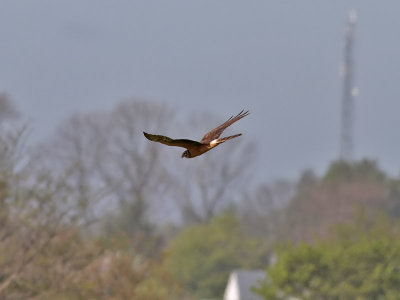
[143,110,249,158]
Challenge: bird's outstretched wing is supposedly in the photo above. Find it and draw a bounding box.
[200,110,249,144]
[143,132,202,149]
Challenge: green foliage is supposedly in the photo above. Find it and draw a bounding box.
[256,215,400,300]
[164,212,269,299]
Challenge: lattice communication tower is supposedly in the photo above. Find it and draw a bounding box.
[340,11,358,161]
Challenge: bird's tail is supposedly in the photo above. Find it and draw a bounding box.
[214,134,242,145]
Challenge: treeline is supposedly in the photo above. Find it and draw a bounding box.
[255,160,400,299]
[1,96,399,299]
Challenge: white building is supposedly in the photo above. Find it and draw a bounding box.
[223,269,265,300]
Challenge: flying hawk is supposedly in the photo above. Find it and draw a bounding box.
[143,110,249,158]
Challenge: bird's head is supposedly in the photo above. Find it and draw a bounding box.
[181,150,191,158]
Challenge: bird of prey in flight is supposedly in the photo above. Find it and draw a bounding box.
[143,110,249,158]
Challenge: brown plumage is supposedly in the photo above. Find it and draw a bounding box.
[143,110,249,158]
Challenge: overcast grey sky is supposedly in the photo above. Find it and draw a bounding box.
[1,1,399,180]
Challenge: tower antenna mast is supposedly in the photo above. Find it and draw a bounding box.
[340,10,358,161]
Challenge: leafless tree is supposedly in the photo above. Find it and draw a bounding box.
[0,119,94,297]
[34,102,257,236]
[33,100,177,241]
[0,107,181,299]
[239,179,295,240]
[0,92,20,122]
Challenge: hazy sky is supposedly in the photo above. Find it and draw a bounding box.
[1,1,399,180]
